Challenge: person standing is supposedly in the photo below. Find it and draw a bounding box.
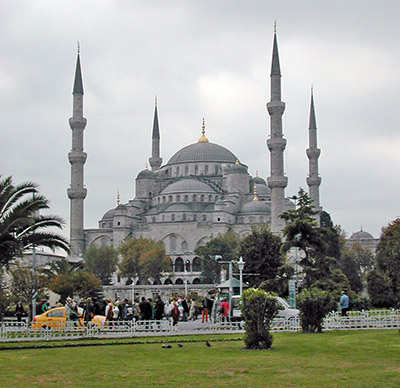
[189,298,197,321]
[83,297,94,326]
[15,301,25,323]
[220,298,230,322]
[154,296,165,320]
[201,295,209,323]
[340,291,349,317]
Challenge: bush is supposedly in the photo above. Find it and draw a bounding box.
[296,288,331,333]
[241,288,279,349]
[367,270,395,308]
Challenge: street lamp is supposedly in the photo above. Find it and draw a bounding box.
[238,257,245,297]
[215,255,233,318]
[184,259,190,297]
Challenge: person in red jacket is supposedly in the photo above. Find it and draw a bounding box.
[220,298,230,322]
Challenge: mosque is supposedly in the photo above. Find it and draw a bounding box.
[67,29,324,285]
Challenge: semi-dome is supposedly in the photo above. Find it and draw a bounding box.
[252,176,267,186]
[350,229,374,240]
[252,183,270,196]
[160,178,216,194]
[167,142,236,165]
[240,200,270,214]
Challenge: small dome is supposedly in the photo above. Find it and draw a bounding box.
[252,176,267,186]
[160,179,216,195]
[240,200,270,214]
[116,204,127,211]
[101,208,116,220]
[215,199,225,205]
[350,230,374,240]
[252,183,270,196]
[136,169,156,180]
[226,163,247,174]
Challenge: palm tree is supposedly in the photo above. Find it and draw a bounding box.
[0,175,69,267]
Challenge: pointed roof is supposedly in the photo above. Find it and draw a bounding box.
[73,54,84,95]
[271,32,281,76]
[309,89,317,130]
[152,97,160,139]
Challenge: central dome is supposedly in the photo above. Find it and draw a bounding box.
[167,142,236,165]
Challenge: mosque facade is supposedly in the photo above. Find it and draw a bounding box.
[67,29,324,285]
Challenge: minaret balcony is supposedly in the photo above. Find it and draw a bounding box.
[306,148,321,159]
[306,176,322,186]
[267,176,288,189]
[68,151,87,164]
[67,187,87,199]
[267,101,285,115]
[69,117,87,129]
[267,137,287,151]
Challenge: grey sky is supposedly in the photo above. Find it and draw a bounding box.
[1,0,399,241]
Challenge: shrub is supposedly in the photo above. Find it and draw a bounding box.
[241,288,279,349]
[296,288,331,333]
[366,270,395,308]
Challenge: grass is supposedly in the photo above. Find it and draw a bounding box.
[0,330,399,387]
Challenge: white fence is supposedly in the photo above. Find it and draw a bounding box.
[1,309,399,341]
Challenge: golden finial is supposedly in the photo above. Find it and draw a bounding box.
[253,184,258,201]
[198,117,209,143]
[145,162,148,170]
[274,20,277,33]
[155,95,157,107]
[235,157,239,165]
[256,170,259,177]
[77,41,80,55]
[117,190,120,207]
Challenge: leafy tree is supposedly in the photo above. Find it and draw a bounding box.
[0,176,69,268]
[366,270,395,308]
[337,248,363,293]
[238,225,288,290]
[9,262,47,322]
[119,237,172,284]
[83,244,119,285]
[241,288,279,349]
[296,288,331,333]
[281,188,325,287]
[375,218,400,301]
[0,272,11,321]
[318,211,341,260]
[194,230,241,284]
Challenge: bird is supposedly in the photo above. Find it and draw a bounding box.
[166,344,172,348]
[178,343,183,348]
[205,340,211,347]
[161,344,166,348]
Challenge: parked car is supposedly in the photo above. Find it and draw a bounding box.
[231,295,299,321]
[32,307,106,329]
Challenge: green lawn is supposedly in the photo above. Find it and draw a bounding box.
[1,330,399,387]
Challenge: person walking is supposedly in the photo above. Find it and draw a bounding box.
[340,291,349,317]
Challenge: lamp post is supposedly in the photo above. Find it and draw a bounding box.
[184,259,190,297]
[238,257,245,297]
[215,255,232,318]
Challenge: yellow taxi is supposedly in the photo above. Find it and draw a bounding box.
[32,306,105,329]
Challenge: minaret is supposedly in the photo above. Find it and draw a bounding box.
[267,24,288,233]
[149,96,162,171]
[67,46,87,259]
[306,87,322,219]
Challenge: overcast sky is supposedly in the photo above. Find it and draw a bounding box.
[1,1,399,242]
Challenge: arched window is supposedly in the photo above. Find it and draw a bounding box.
[205,165,209,175]
[185,165,189,175]
[202,214,206,221]
[192,278,201,284]
[208,195,212,202]
[175,278,184,284]
[193,213,197,221]
[200,194,204,202]
[181,241,188,251]
[162,215,165,222]
[152,216,156,223]
[193,194,197,202]
[171,214,175,221]
[164,278,172,285]
[215,165,219,174]
[176,167,180,176]
[183,214,186,221]
[170,235,177,252]
[192,257,201,272]
[175,257,184,272]
[195,165,199,175]
[184,195,188,202]
[168,195,172,203]
[176,195,180,202]
[162,196,166,203]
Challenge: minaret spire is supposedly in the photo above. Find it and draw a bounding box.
[149,97,162,171]
[68,48,87,259]
[267,26,287,233]
[306,87,322,220]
